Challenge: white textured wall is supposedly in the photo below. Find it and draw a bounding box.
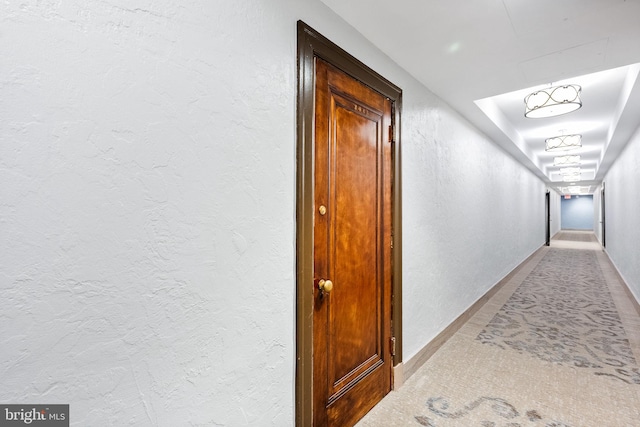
[603,125,640,302]
[399,95,545,360]
[0,2,302,425]
[1,1,546,425]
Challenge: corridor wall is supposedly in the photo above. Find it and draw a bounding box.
[0,1,547,425]
[604,125,640,303]
[561,195,594,230]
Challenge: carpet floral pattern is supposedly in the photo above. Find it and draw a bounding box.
[476,248,640,384]
[414,396,572,427]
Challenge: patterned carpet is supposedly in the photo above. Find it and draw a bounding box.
[413,396,572,426]
[476,248,639,385]
[357,232,640,427]
[555,231,597,242]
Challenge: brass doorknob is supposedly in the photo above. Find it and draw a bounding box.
[318,279,333,293]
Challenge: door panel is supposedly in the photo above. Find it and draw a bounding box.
[313,58,392,426]
[545,191,551,246]
[601,185,606,247]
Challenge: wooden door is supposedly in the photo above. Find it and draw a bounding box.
[601,185,606,247]
[313,58,393,426]
[545,191,551,246]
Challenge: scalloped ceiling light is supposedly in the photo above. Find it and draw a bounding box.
[545,134,582,152]
[524,84,582,118]
[554,155,581,166]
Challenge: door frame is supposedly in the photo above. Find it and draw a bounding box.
[601,182,606,248]
[295,21,403,426]
[545,190,551,246]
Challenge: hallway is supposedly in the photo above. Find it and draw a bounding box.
[357,231,640,426]
[4,3,640,424]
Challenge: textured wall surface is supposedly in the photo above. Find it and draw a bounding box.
[604,126,640,302]
[399,91,545,361]
[1,1,547,425]
[0,1,301,425]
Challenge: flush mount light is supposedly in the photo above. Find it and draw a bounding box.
[560,167,581,175]
[560,186,589,195]
[567,186,581,194]
[545,134,582,152]
[524,84,582,118]
[560,186,580,194]
[562,173,581,182]
[554,155,580,166]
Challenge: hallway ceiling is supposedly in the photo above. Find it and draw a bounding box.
[320,0,640,195]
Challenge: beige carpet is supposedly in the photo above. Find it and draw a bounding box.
[555,231,598,242]
[357,231,640,426]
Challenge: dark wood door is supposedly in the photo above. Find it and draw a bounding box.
[545,191,551,246]
[313,58,393,426]
[601,185,606,247]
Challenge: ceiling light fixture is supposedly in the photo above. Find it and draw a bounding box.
[524,84,582,118]
[554,155,580,166]
[560,167,581,175]
[560,186,590,195]
[562,173,582,182]
[545,134,582,152]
